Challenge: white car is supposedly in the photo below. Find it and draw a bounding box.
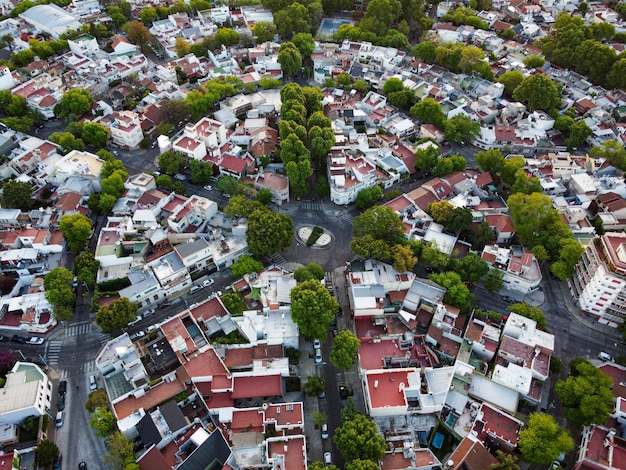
[324,452,332,465]
[313,338,321,349]
[315,348,322,364]
[203,184,213,190]
[142,308,156,318]
[130,330,145,340]
[146,324,159,333]
[28,337,44,345]
[202,279,215,288]
[128,315,142,327]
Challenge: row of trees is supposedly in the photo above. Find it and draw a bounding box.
[0,89,43,132]
[410,97,481,144]
[414,41,494,81]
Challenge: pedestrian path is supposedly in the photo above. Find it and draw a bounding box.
[301,201,324,211]
[63,322,94,337]
[45,340,62,365]
[267,252,287,267]
[336,211,354,224]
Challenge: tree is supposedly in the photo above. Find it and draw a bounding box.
[383,77,404,96]
[292,32,315,60]
[455,254,489,282]
[410,98,446,129]
[498,70,525,96]
[85,389,109,413]
[81,122,109,148]
[54,88,94,119]
[334,413,387,461]
[224,196,263,218]
[510,171,542,195]
[220,292,247,316]
[49,131,85,152]
[231,255,264,278]
[254,21,277,42]
[518,413,574,464]
[310,463,339,470]
[247,208,294,257]
[90,407,116,438]
[330,330,361,370]
[444,114,481,144]
[428,200,455,225]
[36,440,60,467]
[155,174,173,190]
[354,186,383,210]
[351,235,392,260]
[74,251,100,290]
[475,148,504,174]
[294,263,325,282]
[257,188,272,205]
[420,241,450,268]
[280,133,310,164]
[103,432,136,470]
[415,144,441,172]
[353,206,405,244]
[565,120,592,149]
[158,151,186,174]
[392,243,418,272]
[304,376,325,396]
[101,172,125,199]
[489,450,520,470]
[429,271,474,312]
[44,267,76,322]
[175,36,191,57]
[2,180,34,210]
[500,156,525,186]
[360,0,402,36]
[509,302,547,329]
[346,460,381,470]
[96,297,139,334]
[524,55,545,69]
[591,140,626,171]
[190,159,212,185]
[290,280,338,339]
[123,20,152,51]
[513,74,562,112]
[99,193,118,213]
[555,359,614,426]
[215,27,239,46]
[483,268,504,292]
[278,42,302,78]
[414,41,436,63]
[286,159,313,197]
[140,7,158,25]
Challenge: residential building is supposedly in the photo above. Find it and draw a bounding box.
[0,362,52,425]
[571,232,626,327]
[107,111,143,149]
[481,245,542,294]
[68,33,99,55]
[254,171,289,206]
[148,251,192,298]
[19,3,81,39]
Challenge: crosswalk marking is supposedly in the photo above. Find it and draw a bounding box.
[64,323,94,338]
[337,211,354,223]
[46,340,62,365]
[97,333,111,345]
[82,360,96,373]
[301,201,324,211]
[60,369,69,378]
[268,253,287,267]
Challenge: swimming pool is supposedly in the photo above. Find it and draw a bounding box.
[317,18,354,37]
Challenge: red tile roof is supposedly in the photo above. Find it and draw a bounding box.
[232,374,282,399]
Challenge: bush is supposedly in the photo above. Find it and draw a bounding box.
[97,277,131,292]
[306,226,324,247]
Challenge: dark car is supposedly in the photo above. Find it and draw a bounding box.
[11,335,27,344]
[339,385,348,400]
[59,380,67,396]
[57,394,65,411]
[78,463,87,470]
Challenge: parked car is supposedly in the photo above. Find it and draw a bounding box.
[59,380,67,396]
[142,308,156,318]
[501,296,517,303]
[321,424,329,440]
[598,351,615,362]
[128,315,142,327]
[203,184,213,190]
[89,375,97,391]
[313,338,321,349]
[174,173,187,181]
[78,463,87,470]
[324,452,332,465]
[202,279,215,287]
[146,324,159,333]
[0,335,7,342]
[339,385,348,399]
[55,411,63,428]
[57,394,65,411]
[11,335,27,344]
[28,336,44,345]
[190,284,202,294]
[130,331,145,341]
[315,348,322,364]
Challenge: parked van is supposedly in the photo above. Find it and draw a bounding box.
[55,411,63,428]
[89,375,97,391]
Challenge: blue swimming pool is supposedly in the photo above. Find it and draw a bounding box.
[317,18,354,37]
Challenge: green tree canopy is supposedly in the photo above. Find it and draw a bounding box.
[513,74,562,112]
[278,42,303,77]
[158,151,186,175]
[247,208,294,257]
[351,235,392,260]
[96,297,139,334]
[391,243,418,272]
[555,359,614,426]
[253,21,277,42]
[509,302,547,329]
[123,20,152,51]
[59,213,92,251]
[220,292,247,316]
[410,98,446,129]
[304,375,325,397]
[90,407,116,438]
[334,413,387,461]
[103,432,136,470]
[54,88,94,119]
[85,389,109,413]
[330,329,361,370]
[231,255,264,279]
[518,413,574,464]
[2,180,34,210]
[293,263,325,282]
[290,280,338,339]
[49,131,85,153]
[190,159,212,185]
[498,70,525,96]
[36,440,60,467]
[346,460,381,470]
[444,114,481,143]
[429,271,474,312]
[44,267,76,322]
[353,206,405,244]
[292,32,315,59]
[475,148,505,174]
[82,122,109,148]
[74,251,100,290]
[483,268,504,292]
[354,186,383,210]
